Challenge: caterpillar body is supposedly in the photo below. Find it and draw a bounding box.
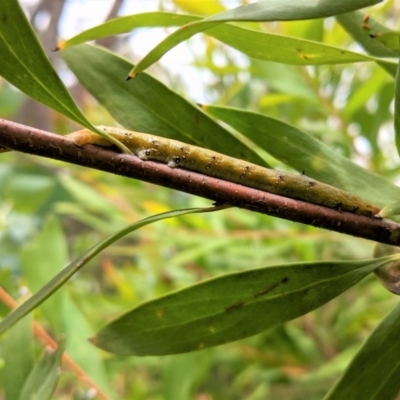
[68,126,380,218]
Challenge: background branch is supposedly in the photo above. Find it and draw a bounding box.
[1,118,399,246]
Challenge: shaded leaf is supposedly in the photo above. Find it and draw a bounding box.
[62,44,267,166]
[91,256,397,356]
[202,105,400,208]
[21,217,67,333]
[0,206,225,335]
[0,0,85,123]
[324,302,400,400]
[18,340,65,400]
[0,0,130,152]
[4,317,34,400]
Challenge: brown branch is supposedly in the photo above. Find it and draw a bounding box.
[1,118,400,246]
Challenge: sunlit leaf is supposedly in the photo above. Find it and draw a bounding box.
[336,11,398,77]
[57,12,394,72]
[91,256,397,356]
[128,0,384,76]
[378,200,400,218]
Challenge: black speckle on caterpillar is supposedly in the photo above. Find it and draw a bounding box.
[67,126,381,218]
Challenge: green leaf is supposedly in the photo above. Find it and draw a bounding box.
[57,12,199,49]
[205,24,388,66]
[395,47,400,155]
[378,200,400,218]
[0,0,84,123]
[91,256,397,356]
[324,302,400,400]
[0,206,226,335]
[62,44,267,166]
[4,316,34,400]
[128,0,384,76]
[202,105,400,208]
[57,12,394,71]
[18,340,65,400]
[0,0,131,153]
[336,11,398,77]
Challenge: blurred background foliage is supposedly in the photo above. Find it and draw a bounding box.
[0,0,399,399]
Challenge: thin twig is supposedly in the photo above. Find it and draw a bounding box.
[1,118,400,245]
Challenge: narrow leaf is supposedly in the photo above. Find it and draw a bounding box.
[57,13,199,50]
[0,206,226,335]
[4,317,34,400]
[57,12,394,69]
[202,105,400,208]
[62,44,267,166]
[336,11,398,77]
[129,0,383,76]
[395,47,400,155]
[91,256,397,356]
[0,0,131,152]
[378,201,400,218]
[18,340,65,400]
[324,302,400,400]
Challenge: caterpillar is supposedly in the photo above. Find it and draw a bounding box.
[68,126,380,218]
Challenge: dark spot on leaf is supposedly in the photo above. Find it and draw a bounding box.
[225,301,245,312]
[281,277,289,284]
[254,281,280,298]
[369,33,377,39]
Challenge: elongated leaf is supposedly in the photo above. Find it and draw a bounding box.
[18,341,65,400]
[395,49,400,155]
[0,206,225,334]
[57,13,199,49]
[202,105,400,208]
[62,44,267,166]
[4,317,34,400]
[206,24,386,66]
[336,11,398,77]
[128,0,383,76]
[0,0,84,123]
[378,201,400,218]
[0,0,130,152]
[324,302,400,400]
[57,12,393,69]
[91,255,397,356]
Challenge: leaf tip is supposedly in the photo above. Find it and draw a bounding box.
[88,335,97,346]
[54,39,66,51]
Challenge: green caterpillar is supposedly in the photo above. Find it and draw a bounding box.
[68,126,380,218]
